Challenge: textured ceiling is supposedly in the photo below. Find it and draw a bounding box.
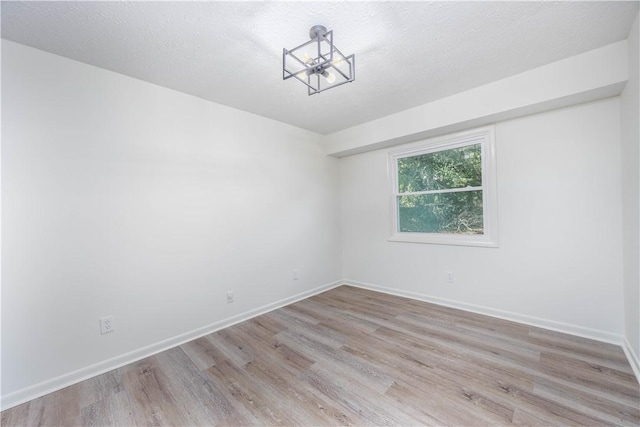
[2,1,638,134]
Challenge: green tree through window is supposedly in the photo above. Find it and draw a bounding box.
[389,127,498,247]
[396,144,483,234]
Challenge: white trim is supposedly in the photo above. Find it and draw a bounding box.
[388,231,498,248]
[387,126,499,248]
[3,279,636,410]
[622,337,640,385]
[397,186,484,197]
[0,280,342,411]
[344,279,623,345]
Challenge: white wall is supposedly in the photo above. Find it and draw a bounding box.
[621,14,640,371]
[1,40,341,403]
[340,98,624,339]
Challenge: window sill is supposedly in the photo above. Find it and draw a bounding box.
[388,232,499,248]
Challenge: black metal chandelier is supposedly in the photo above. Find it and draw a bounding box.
[283,25,355,95]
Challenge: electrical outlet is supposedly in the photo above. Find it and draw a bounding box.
[446,271,455,283]
[100,316,115,335]
[227,291,234,303]
[292,269,299,280]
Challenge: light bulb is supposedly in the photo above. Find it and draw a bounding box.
[303,53,315,65]
[322,70,336,84]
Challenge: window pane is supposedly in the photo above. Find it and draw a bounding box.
[398,191,484,234]
[397,144,482,193]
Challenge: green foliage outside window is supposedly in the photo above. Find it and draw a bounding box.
[397,144,483,234]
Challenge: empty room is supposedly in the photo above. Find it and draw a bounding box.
[1,1,639,426]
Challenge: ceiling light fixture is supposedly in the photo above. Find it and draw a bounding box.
[283,25,355,96]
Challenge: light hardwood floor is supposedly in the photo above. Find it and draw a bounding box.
[2,285,639,426]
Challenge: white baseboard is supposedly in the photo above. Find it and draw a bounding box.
[346,280,640,384]
[343,280,624,345]
[622,337,640,385]
[3,279,636,410]
[0,280,342,411]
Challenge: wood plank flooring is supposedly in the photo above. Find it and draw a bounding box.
[2,285,639,426]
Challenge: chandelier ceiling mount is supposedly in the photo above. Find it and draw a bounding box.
[283,24,356,96]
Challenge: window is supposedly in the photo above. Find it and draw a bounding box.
[388,127,498,247]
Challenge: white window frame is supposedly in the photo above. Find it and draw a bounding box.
[388,126,498,248]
